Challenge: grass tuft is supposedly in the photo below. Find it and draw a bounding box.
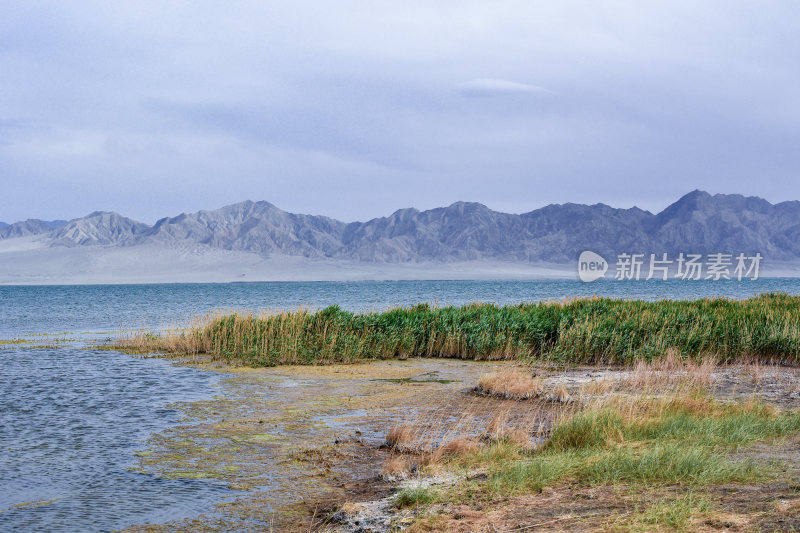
[477,368,542,399]
[488,393,797,495]
[394,486,435,508]
[631,492,712,531]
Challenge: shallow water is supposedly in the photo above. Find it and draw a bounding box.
[0,348,227,532]
[2,279,800,531]
[126,359,508,531]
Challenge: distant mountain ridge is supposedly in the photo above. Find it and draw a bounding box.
[0,219,67,239]
[4,191,800,263]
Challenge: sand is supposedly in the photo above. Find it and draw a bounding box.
[0,236,574,284]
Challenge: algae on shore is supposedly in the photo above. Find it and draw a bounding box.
[121,355,800,532]
[123,359,500,532]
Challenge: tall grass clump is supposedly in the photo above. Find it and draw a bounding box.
[489,393,800,494]
[116,293,800,366]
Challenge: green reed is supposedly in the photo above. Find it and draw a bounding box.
[127,292,800,366]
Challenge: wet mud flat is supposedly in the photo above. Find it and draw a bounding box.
[123,359,800,532]
[122,359,516,532]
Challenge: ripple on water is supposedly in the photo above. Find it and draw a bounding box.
[0,348,230,533]
[2,280,800,530]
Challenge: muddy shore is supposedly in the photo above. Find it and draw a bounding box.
[123,359,800,532]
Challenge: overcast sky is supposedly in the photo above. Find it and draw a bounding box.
[2,1,800,223]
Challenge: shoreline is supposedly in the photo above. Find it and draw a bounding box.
[121,358,505,531]
[117,355,800,532]
[5,288,800,531]
[4,335,799,531]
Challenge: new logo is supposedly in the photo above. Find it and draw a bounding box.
[578,251,608,282]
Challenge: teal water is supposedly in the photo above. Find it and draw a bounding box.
[1,279,799,531]
[2,279,797,338]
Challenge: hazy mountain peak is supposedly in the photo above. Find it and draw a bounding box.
[4,191,800,263]
[446,200,488,209]
[85,210,116,218]
[143,199,344,257]
[387,207,421,218]
[214,199,278,212]
[50,212,149,246]
[658,190,775,221]
[683,189,712,200]
[655,190,712,221]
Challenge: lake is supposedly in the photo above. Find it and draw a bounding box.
[2,279,799,531]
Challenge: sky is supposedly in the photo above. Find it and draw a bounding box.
[2,1,800,224]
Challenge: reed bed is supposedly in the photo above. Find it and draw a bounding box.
[115,292,800,366]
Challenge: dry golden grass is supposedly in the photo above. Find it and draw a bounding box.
[381,456,413,479]
[379,393,554,472]
[550,385,571,403]
[625,349,716,391]
[385,400,483,454]
[385,424,417,451]
[481,406,540,446]
[581,379,614,396]
[338,502,365,515]
[485,408,510,440]
[437,437,480,457]
[477,368,542,399]
[576,379,769,427]
[498,427,534,449]
[111,311,224,355]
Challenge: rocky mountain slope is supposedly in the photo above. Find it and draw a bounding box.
[3,191,800,263]
[50,212,149,246]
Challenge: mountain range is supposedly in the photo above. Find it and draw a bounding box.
[2,191,799,265]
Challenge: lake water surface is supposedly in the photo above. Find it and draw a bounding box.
[2,279,799,531]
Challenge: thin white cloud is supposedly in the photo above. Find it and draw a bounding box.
[457,78,548,97]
